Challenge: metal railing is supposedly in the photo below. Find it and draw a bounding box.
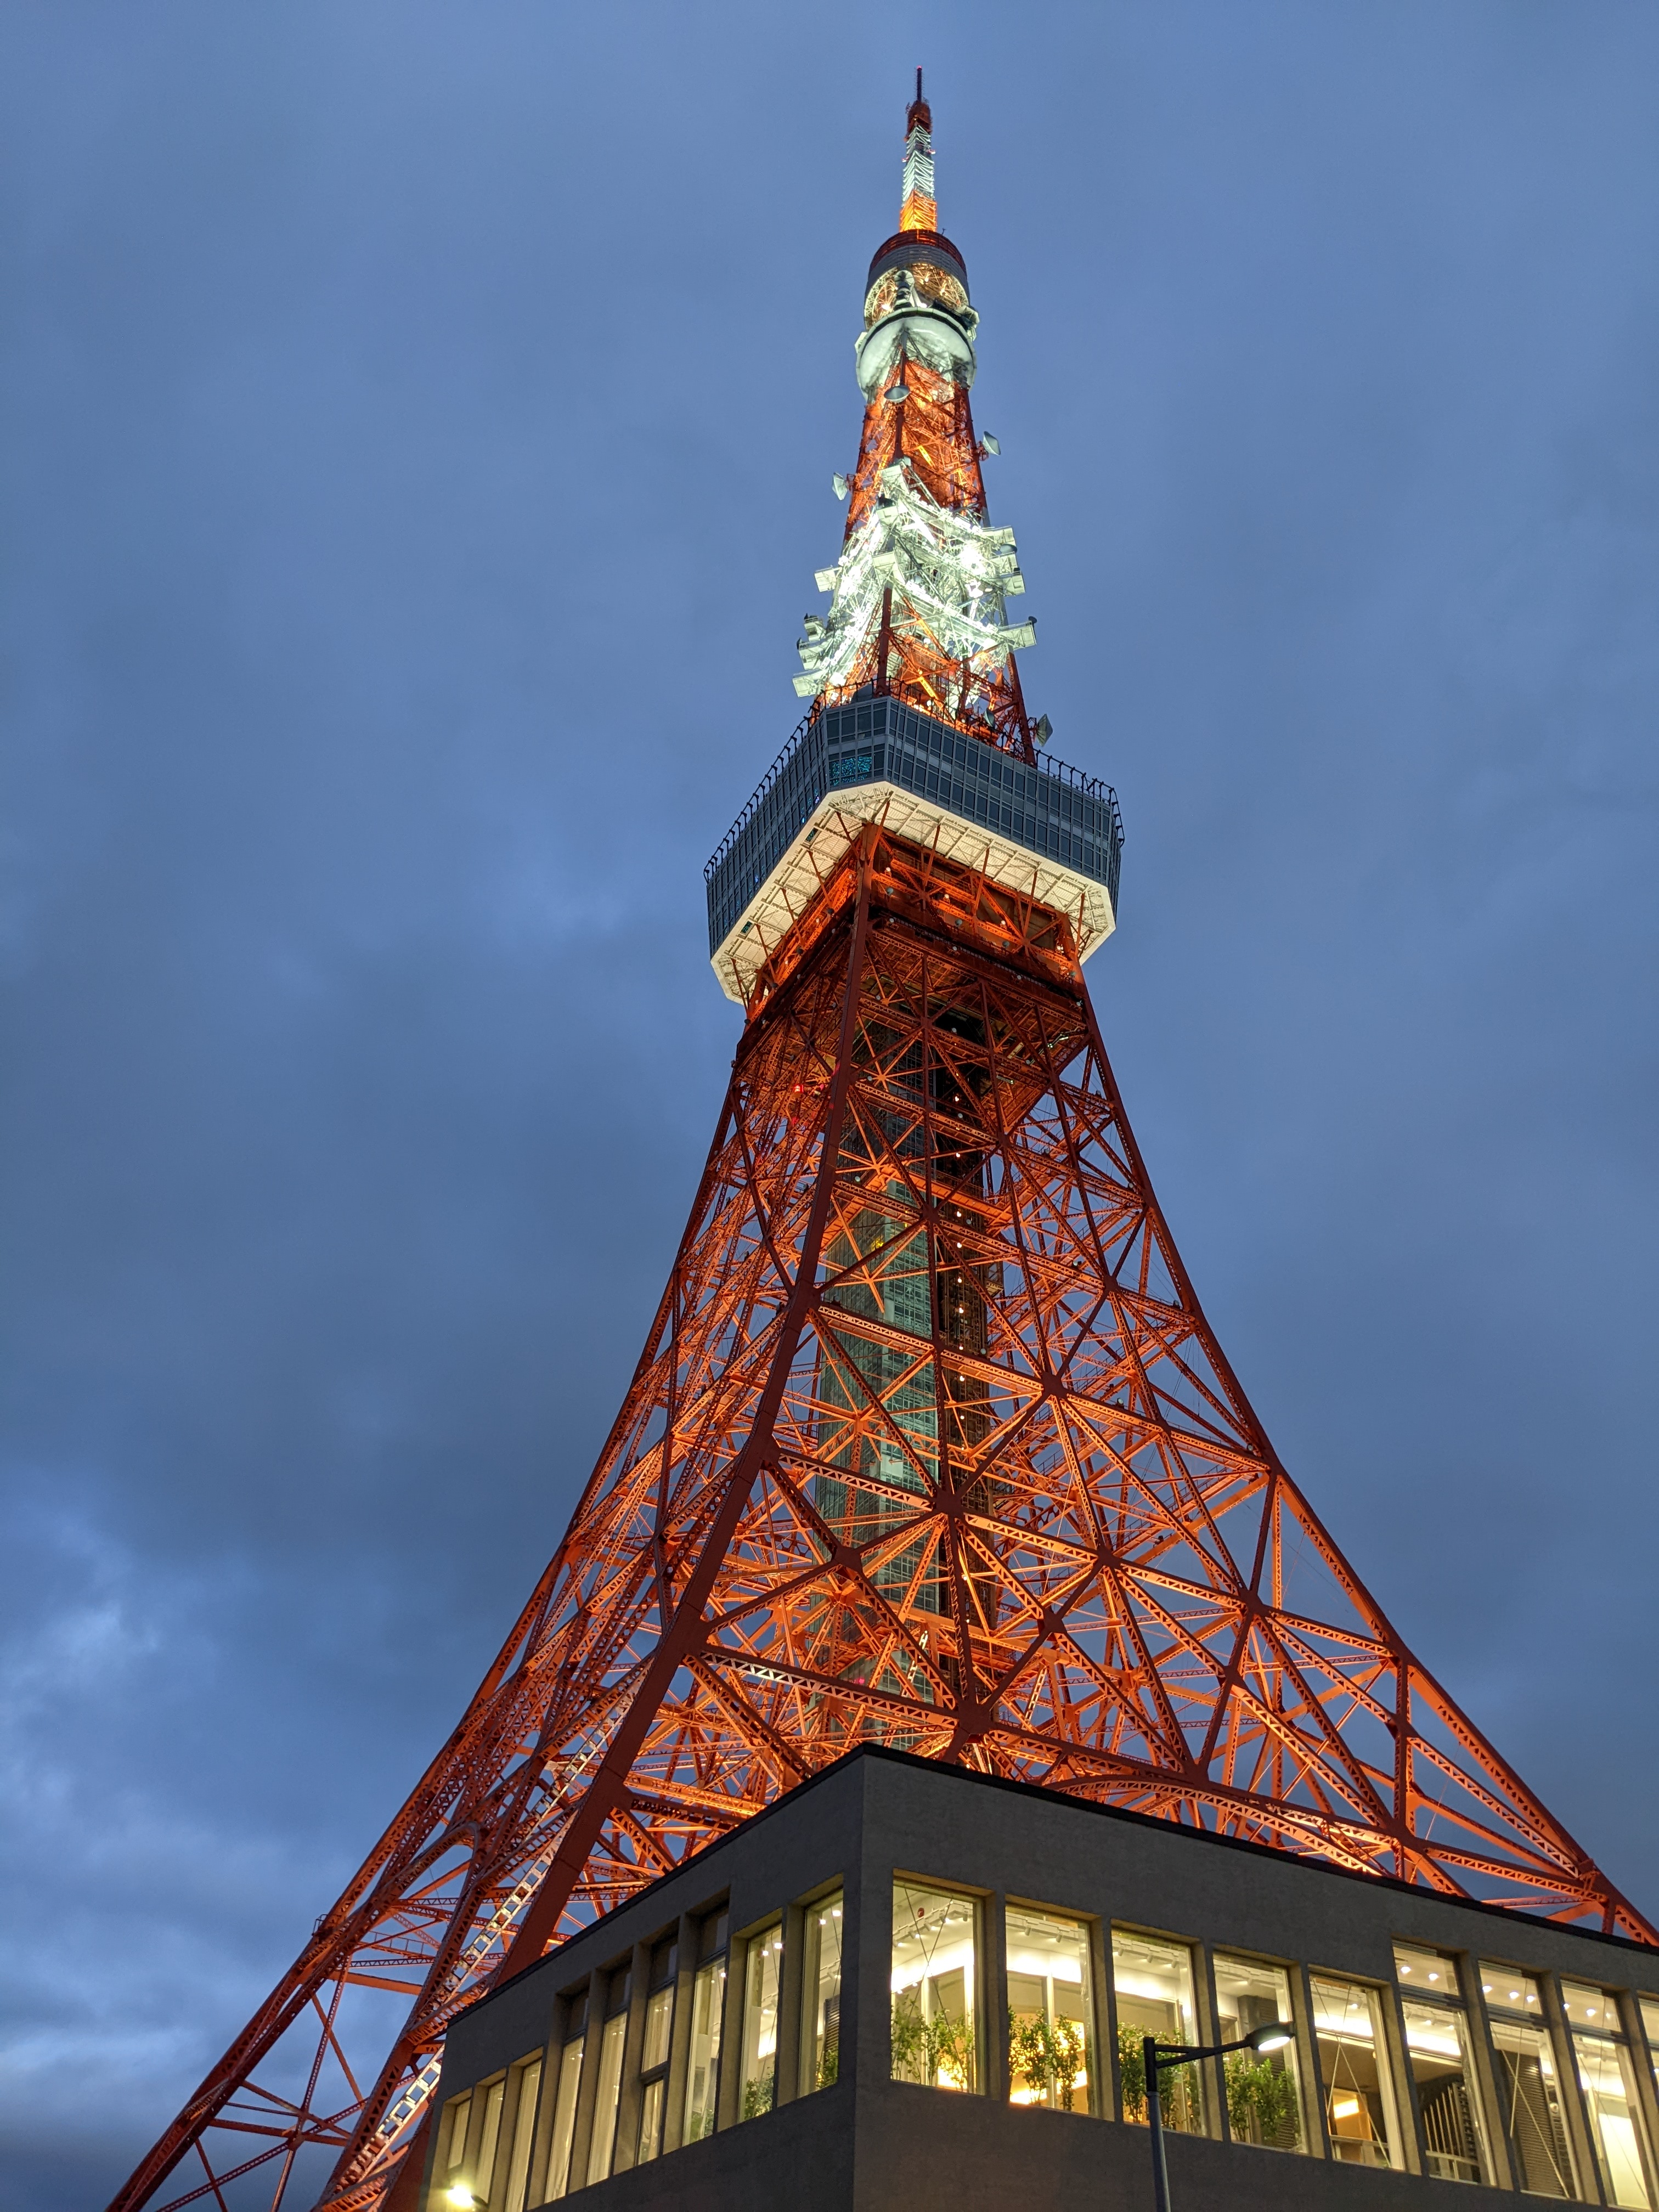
[704,698,1123,957]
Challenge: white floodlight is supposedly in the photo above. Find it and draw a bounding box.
[831,473,849,500]
[979,432,1001,455]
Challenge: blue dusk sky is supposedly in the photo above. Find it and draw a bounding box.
[2,5,1657,2205]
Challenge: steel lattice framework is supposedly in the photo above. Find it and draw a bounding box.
[109,75,1655,2212]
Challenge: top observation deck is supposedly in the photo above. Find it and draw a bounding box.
[704,698,1122,1005]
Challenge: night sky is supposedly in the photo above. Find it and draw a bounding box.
[4,7,1658,2207]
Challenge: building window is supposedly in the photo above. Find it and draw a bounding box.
[1478,1964,1579,2198]
[1110,1929,1201,2134]
[738,1919,785,2120]
[440,2091,471,2178]
[472,2076,506,2204]
[1395,1945,1491,2185]
[585,1968,630,2186]
[682,1909,729,2144]
[1214,1953,1304,2153]
[1005,1903,1093,2114]
[635,1936,677,2166]
[543,1995,585,2202]
[1311,1977,1401,2168]
[1642,2001,1659,2100]
[499,2057,541,2212]
[890,1879,979,2092]
[1562,1982,1654,2209]
[800,1889,844,2095]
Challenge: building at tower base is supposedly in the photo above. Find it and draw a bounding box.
[425,1750,1659,2212]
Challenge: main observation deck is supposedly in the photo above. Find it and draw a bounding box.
[704,698,1124,1003]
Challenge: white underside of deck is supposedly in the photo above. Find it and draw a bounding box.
[710,781,1116,1005]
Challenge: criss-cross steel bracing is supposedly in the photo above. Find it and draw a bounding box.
[108,77,1654,2212]
[109,830,1655,2212]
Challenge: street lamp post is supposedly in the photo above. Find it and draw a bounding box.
[1142,2020,1295,2212]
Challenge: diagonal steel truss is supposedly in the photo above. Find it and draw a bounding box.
[110,825,1656,2212]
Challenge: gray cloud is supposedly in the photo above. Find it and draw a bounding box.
[3,4,1657,2204]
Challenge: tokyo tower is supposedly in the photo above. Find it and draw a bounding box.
[110,74,1655,2212]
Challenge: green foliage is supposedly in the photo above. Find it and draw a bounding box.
[891,1989,975,2089]
[1009,2010,1088,2112]
[1116,2024,1148,2119]
[741,2071,776,2121]
[816,2035,839,2090]
[1226,2052,1301,2146]
[684,2106,712,2144]
[1116,2027,1197,2129]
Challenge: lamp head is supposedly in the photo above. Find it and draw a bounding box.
[445,2190,481,2210]
[1246,2022,1294,2053]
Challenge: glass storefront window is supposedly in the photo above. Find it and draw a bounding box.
[891,1879,979,2092]
[1110,1929,1201,2134]
[682,1912,729,2145]
[1643,2001,1659,2096]
[1480,1965,1579,2199]
[800,1889,844,2095]
[1396,1946,1491,2185]
[543,2015,584,2201]
[1005,1903,1092,2113]
[738,1920,784,2120]
[1562,1982,1654,2209]
[1311,1977,1401,2168]
[1214,1954,1304,2152]
[500,2057,540,2212]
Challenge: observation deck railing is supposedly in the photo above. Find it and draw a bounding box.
[704,698,1124,956]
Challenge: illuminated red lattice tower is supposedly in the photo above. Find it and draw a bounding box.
[110,75,1655,2212]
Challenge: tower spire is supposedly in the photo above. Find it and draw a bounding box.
[901,68,936,232]
[792,80,1041,757]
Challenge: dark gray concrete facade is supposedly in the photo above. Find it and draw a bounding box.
[422,1749,1659,2212]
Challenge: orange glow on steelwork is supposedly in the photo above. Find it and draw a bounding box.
[900,71,938,232]
[106,80,1656,2212]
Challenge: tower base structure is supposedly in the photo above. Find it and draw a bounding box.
[425,1748,1659,2212]
[104,816,1655,2212]
[105,80,1656,2212]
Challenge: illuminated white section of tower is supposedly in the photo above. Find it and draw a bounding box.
[794,464,1031,703]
